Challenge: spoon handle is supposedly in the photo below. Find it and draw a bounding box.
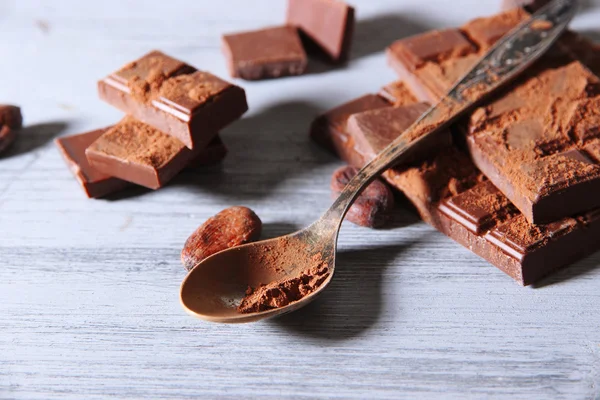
[321,0,577,230]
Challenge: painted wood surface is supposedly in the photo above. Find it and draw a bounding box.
[1,0,600,398]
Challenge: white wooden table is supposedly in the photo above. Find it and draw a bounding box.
[2,1,600,398]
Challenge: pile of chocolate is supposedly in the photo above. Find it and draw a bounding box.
[312,2,600,286]
[221,0,355,80]
[55,51,248,198]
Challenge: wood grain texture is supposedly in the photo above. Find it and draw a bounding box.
[1,0,600,399]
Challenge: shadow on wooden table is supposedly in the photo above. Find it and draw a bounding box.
[174,100,338,201]
[0,122,68,159]
[351,13,436,61]
[273,235,428,341]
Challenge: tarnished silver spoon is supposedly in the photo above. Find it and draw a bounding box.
[180,0,576,323]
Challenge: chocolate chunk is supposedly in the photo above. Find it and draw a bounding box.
[56,128,228,198]
[386,30,477,102]
[222,26,307,80]
[286,0,355,62]
[85,117,206,189]
[347,102,451,163]
[0,105,23,154]
[98,50,248,149]
[313,83,600,285]
[310,94,392,166]
[461,8,528,49]
[387,29,476,72]
[439,180,517,234]
[500,0,551,12]
[56,128,131,198]
[378,81,418,106]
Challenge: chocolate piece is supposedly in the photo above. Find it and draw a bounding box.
[310,94,392,166]
[0,105,23,154]
[386,29,477,102]
[378,80,418,106]
[286,0,355,62]
[85,117,205,189]
[388,11,600,223]
[56,128,130,198]
[461,8,529,49]
[500,0,551,12]
[466,57,600,224]
[316,90,600,285]
[98,51,248,149]
[346,102,451,163]
[222,26,307,80]
[56,129,227,198]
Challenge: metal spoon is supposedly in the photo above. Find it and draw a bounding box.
[180,0,576,323]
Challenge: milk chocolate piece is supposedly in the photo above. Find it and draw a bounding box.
[347,102,451,163]
[378,80,418,106]
[85,117,205,189]
[388,11,600,223]
[386,29,477,102]
[56,128,130,198]
[286,0,355,62]
[57,128,227,197]
[0,105,23,154]
[316,90,600,285]
[222,26,307,80]
[98,51,248,149]
[461,8,529,49]
[310,94,392,166]
[500,0,551,12]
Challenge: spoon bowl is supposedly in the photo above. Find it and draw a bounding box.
[180,223,337,323]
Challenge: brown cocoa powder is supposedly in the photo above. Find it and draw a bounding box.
[237,237,331,313]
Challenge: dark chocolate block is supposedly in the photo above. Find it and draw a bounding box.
[57,128,228,198]
[387,10,600,224]
[222,26,307,80]
[98,50,248,149]
[316,89,600,285]
[286,0,355,63]
[85,117,206,189]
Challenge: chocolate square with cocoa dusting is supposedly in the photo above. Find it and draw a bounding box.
[98,50,248,149]
[85,117,208,189]
[56,128,227,198]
